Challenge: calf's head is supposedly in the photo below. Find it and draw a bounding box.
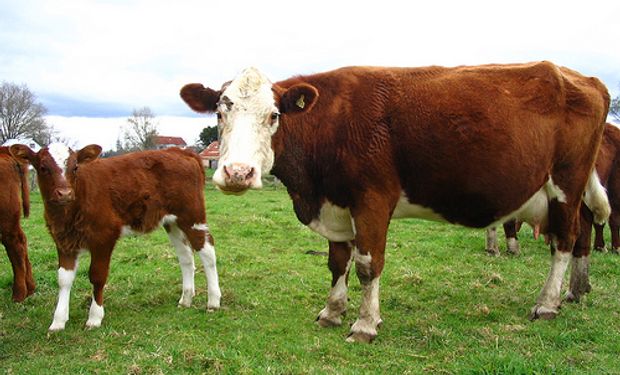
[10,143,102,205]
[181,67,318,194]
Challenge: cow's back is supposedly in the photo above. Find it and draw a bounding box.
[78,148,206,232]
[275,62,609,227]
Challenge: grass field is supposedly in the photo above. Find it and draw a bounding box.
[1,180,620,374]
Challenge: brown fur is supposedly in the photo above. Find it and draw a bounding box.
[593,124,620,252]
[0,146,34,301]
[10,145,210,307]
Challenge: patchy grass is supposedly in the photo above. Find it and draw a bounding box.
[1,182,620,374]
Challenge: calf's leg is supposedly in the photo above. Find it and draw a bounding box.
[2,226,34,302]
[166,223,197,307]
[86,246,113,329]
[49,254,78,331]
[183,223,221,310]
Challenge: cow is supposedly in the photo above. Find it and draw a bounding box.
[0,146,33,301]
[9,144,221,331]
[180,61,610,343]
[592,123,620,254]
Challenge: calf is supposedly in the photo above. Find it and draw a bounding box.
[10,144,221,331]
[181,62,609,342]
[0,147,33,301]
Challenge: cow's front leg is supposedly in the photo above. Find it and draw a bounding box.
[346,202,391,343]
[49,253,78,332]
[86,244,113,329]
[316,241,353,327]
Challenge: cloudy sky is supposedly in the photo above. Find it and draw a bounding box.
[1,0,619,150]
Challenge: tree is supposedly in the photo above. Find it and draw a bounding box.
[611,92,620,123]
[0,81,52,145]
[119,107,158,151]
[198,126,218,148]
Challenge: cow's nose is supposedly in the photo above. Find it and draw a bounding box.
[223,163,255,185]
[54,188,74,202]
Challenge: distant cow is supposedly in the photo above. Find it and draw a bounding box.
[181,62,609,342]
[592,124,620,254]
[0,147,33,301]
[10,144,221,331]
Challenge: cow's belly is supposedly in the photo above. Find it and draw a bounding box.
[308,201,355,242]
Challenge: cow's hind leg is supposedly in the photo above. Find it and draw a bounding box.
[566,204,593,303]
[2,226,34,302]
[165,223,197,307]
[181,222,221,310]
[86,243,113,329]
[485,227,500,256]
[503,220,520,255]
[593,223,607,252]
[317,241,353,327]
[610,209,620,254]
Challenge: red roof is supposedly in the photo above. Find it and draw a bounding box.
[154,136,187,146]
[200,141,219,159]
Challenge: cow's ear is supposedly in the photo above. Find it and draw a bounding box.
[280,83,319,115]
[77,144,102,164]
[9,144,36,165]
[180,83,221,113]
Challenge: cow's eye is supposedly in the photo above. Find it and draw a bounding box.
[216,112,222,120]
[271,112,280,121]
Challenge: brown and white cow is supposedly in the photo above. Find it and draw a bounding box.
[0,147,34,301]
[10,144,221,331]
[181,62,610,343]
[592,123,620,254]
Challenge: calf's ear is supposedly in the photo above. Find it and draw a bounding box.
[280,83,319,115]
[77,144,102,164]
[9,144,36,164]
[180,83,221,113]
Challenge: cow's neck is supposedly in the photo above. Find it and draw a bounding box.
[43,202,84,253]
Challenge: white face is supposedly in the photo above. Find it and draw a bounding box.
[212,67,280,194]
[47,143,71,178]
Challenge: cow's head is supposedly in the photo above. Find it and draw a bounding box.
[10,143,102,205]
[181,67,318,194]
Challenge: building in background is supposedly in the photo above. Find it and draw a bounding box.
[199,141,219,169]
[154,136,187,150]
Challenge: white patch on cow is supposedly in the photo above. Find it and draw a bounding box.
[166,223,196,307]
[536,250,571,309]
[391,192,447,221]
[213,67,277,189]
[308,201,355,242]
[49,264,78,331]
[197,242,221,310]
[48,143,71,172]
[191,223,209,232]
[160,214,178,226]
[85,298,105,329]
[583,171,611,224]
[545,177,567,203]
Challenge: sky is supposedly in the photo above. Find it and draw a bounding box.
[1,0,619,150]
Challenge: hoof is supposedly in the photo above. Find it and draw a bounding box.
[48,322,66,332]
[594,246,607,253]
[564,291,580,303]
[485,249,500,257]
[316,315,342,328]
[85,320,102,330]
[612,248,620,255]
[346,330,376,343]
[529,305,559,321]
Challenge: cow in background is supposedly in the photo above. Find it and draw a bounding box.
[0,146,33,301]
[10,144,221,331]
[181,62,609,342]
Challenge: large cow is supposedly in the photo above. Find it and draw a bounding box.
[181,62,610,342]
[10,144,221,331]
[0,147,33,301]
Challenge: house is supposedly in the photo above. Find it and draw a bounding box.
[199,141,219,169]
[154,136,187,150]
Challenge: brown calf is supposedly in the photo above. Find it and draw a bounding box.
[0,146,33,301]
[182,62,609,342]
[10,144,221,331]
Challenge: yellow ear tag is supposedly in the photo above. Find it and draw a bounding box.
[296,94,305,109]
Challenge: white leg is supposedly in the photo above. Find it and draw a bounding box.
[485,227,499,256]
[347,248,382,343]
[317,256,352,327]
[530,250,571,320]
[167,224,196,307]
[49,264,78,332]
[506,237,520,255]
[197,241,221,310]
[85,298,105,329]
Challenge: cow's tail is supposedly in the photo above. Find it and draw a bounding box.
[583,170,610,224]
[18,162,30,218]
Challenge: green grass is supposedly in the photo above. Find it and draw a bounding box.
[2,180,620,374]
